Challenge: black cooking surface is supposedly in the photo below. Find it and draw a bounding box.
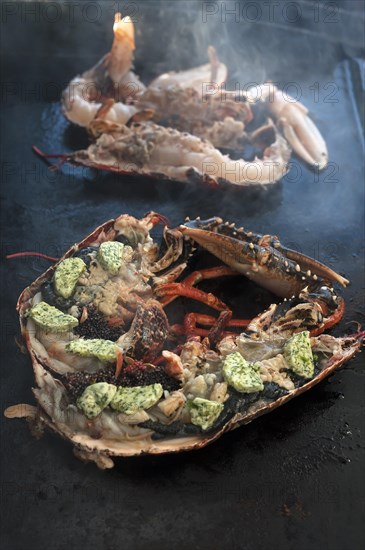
[0,2,364,549]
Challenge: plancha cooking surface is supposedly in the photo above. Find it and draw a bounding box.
[0,2,364,549]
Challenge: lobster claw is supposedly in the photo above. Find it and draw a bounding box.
[179,225,348,299]
[248,84,328,170]
[179,226,295,297]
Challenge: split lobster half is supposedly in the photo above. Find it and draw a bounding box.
[5,214,363,469]
[35,13,328,187]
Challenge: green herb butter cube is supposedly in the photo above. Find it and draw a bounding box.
[97,241,125,275]
[187,398,224,430]
[283,330,314,379]
[53,258,86,299]
[223,351,264,393]
[65,338,118,363]
[77,382,117,419]
[110,384,163,415]
[29,301,78,332]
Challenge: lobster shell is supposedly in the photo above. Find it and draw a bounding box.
[7,215,363,469]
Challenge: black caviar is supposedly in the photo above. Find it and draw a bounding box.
[63,365,117,400]
[63,363,180,402]
[74,306,123,341]
[119,363,181,392]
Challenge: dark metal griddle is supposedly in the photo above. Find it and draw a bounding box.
[0,2,364,549]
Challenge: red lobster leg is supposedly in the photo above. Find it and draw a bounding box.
[170,308,251,341]
[181,266,238,286]
[159,266,237,307]
[171,311,242,344]
[170,325,222,338]
[207,310,233,346]
[191,313,251,328]
[157,282,228,311]
[184,311,233,344]
[184,312,200,337]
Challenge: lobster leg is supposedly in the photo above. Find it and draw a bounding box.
[170,311,250,341]
[157,282,228,311]
[170,312,235,340]
[178,311,234,346]
[159,265,237,306]
[170,325,224,338]
[187,313,251,328]
[182,266,238,286]
[207,310,233,347]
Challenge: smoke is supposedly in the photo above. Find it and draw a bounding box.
[134,0,364,87]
